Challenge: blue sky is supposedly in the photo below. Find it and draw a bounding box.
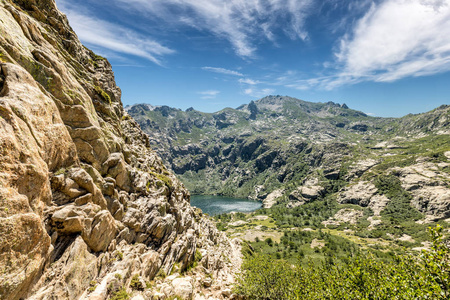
[55,0,450,117]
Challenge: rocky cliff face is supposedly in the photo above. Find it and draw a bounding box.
[127,97,450,221]
[0,1,239,299]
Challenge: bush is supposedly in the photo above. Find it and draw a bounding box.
[236,225,450,299]
[375,174,423,221]
[130,274,144,290]
[110,288,130,300]
[265,238,273,247]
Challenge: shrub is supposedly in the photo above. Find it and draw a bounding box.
[88,280,97,292]
[375,174,423,221]
[130,274,144,290]
[110,288,130,300]
[236,225,449,299]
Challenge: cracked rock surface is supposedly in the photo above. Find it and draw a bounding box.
[0,1,239,299]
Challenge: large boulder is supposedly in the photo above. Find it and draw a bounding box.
[172,277,193,300]
[337,181,390,216]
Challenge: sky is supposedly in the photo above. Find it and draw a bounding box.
[55,0,450,117]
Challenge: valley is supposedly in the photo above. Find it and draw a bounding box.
[127,97,449,208]
[128,97,450,278]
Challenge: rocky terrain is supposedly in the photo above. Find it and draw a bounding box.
[0,1,240,299]
[127,96,450,222]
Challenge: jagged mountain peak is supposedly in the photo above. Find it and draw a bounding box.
[234,95,367,119]
[126,96,369,122]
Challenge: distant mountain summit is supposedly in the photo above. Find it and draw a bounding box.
[237,95,365,118]
[128,97,450,221]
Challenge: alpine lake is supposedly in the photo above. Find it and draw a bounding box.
[190,195,262,216]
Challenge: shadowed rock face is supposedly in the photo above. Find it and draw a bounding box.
[0,1,239,299]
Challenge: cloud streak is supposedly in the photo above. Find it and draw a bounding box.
[56,0,174,65]
[239,78,260,85]
[326,0,450,88]
[244,87,275,98]
[198,90,221,99]
[202,67,244,77]
[114,0,314,58]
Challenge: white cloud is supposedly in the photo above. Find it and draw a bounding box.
[56,0,174,65]
[239,78,260,85]
[327,0,450,88]
[198,90,221,99]
[244,88,275,98]
[114,0,314,58]
[202,67,244,77]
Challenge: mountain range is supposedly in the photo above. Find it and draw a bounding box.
[127,97,449,221]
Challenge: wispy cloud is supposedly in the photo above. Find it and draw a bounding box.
[325,0,450,88]
[244,88,275,98]
[265,0,450,91]
[239,78,260,85]
[56,0,174,65]
[202,67,244,77]
[114,0,314,58]
[198,90,221,99]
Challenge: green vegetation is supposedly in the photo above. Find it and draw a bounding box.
[88,280,97,292]
[127,96,450,298]
[94,54,106,61]
[156,268,167,279]
[0,52,6,63]
[375,175,423,221]
[130,274,143,290]
[261,198,338,229]
[150,172,173,190]
[183,249,203,273]
[54,167,67,176]
[129,95,449,203]
[236,226,450,299]
[371,134,450,174]
[110,288,130,300]
[94,85,111,104]
[215,212,251,231]
[88,52,106,68]
[248,229,364,265]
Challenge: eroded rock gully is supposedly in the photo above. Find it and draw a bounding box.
[0,1,240,299]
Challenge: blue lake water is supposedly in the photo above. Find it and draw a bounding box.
[190,195,262,216]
